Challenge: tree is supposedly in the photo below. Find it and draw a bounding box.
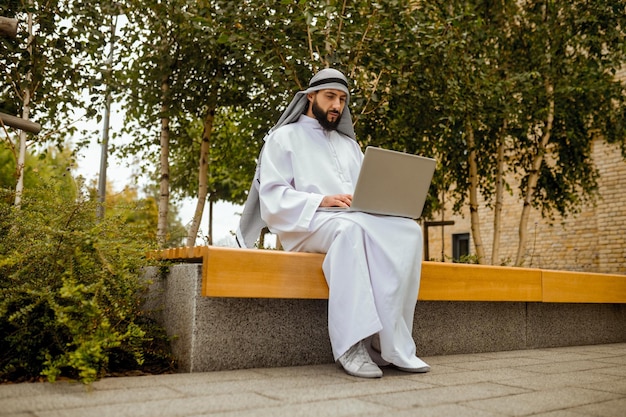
[116,0,274,246]
[382,0,626,265]
[366,1,509,263]
[112,0,175,247]
[509,1,626,265]
[1,0,121,205]
[31,0,619,258]
[107,1,445,247]
[169,107,260,244]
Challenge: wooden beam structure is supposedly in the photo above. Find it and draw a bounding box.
[0,17,18,39]
[0,112,42,134]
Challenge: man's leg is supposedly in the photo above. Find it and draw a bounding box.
[279,213,429,375]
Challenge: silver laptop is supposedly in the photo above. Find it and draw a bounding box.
[320,146,436,219]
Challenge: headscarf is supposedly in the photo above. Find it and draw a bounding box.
[236,68,355,248]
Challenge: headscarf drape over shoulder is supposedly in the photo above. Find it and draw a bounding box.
[236,68,355,248]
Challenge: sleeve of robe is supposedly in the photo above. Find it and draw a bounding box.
[258,134,324,233]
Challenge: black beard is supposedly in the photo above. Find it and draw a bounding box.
[311,100,342,131]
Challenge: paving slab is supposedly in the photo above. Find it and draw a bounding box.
[0,343,624,417]
[464,387,621,416]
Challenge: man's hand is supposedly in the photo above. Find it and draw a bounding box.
[320,194,353,208]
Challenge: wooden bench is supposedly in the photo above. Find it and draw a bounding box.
[157,246,626,304]
[146,246,626,373]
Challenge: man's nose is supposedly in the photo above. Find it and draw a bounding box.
[331,97,342,109]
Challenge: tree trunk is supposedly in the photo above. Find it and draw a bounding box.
[208,197,214,245]
[186,104,216,247]
[491,121,507,265]
[516,79,554,265]
[156,74,170,248]
[14,11,33,208]
[14,95,29,208]
[467,123,486,264]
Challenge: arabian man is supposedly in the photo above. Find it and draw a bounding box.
[238,68,430,378]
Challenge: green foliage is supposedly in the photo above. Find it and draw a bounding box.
[3,1,625,261]
[0,142,76,199]
[451,254,481,265]
[117,0,278,202]
[0,183,174,384]
[124,183,188,248]
[169,107,262,205]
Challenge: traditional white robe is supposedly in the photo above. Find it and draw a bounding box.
[259,115,426,369]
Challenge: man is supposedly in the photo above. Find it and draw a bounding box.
[238,68,430,378]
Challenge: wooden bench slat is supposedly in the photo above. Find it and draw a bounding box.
[542,270,626,303]
[158,246,205,261]
[419,262,543,302]
[203,247,328,299]
[158,246,625,303]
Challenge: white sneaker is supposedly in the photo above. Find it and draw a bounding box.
[396,364,431,373]
[371,334,430,373]
[337,340,383,378]
[395,357,431,373]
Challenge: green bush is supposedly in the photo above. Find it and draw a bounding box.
[0,183,174,384]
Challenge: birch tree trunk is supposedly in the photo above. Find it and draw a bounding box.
[15,93,30,208]
[186,104,216,247]
[14,11,33,208]
[516,79,554,265]
[156,74,170,247]
[467,122,486,263]
[208,197,214,245]
[491,121,507,265]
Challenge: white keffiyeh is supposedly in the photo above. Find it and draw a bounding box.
[237,68,355,248]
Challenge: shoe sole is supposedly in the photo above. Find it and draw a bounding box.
[395,365,431,373]
[343,368,383,378]
[337,362,383,378]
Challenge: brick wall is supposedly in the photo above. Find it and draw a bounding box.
[425,139,626,274]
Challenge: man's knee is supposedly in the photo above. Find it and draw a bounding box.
[330,217,365,240]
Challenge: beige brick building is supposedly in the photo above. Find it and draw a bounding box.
[425,139,625,274]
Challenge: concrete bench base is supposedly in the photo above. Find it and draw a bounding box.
[143,264,626,373]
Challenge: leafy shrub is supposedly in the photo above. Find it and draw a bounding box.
[451,254,481,264]
[0,183,174,383]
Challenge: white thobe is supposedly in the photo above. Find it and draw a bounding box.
[259,115,425,369]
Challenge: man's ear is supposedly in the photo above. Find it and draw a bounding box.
[306,92,316,102]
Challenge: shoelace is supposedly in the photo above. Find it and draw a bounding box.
[345,341,374,366]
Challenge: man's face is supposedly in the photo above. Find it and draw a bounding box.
[307,89,347,131]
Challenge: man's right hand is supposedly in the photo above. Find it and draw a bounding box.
[320,194,353,208]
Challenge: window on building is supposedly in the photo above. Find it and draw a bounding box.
[452,233,470,261]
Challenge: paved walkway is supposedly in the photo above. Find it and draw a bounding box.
[1,343,625,417]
